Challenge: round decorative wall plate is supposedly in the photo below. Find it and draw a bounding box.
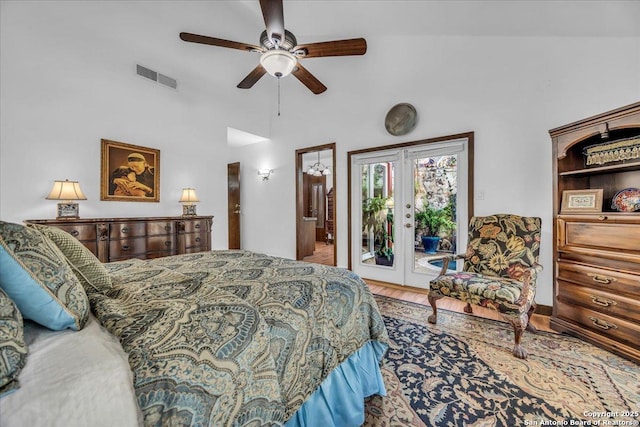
[385,103,417,136]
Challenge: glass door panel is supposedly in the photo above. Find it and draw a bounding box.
[361,161,396,268]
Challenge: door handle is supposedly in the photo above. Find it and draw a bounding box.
[404,223,412,228]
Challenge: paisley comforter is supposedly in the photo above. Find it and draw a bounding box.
[87,250,389,426]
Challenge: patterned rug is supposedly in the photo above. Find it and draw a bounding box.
[364,295,640,427]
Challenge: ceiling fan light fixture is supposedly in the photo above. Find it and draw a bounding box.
[260,49,297,78]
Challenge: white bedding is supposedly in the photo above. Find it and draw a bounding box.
[1,314,142,427]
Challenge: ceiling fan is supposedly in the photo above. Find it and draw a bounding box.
[179,0,367,95]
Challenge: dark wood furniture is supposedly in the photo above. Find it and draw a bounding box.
[300,217,317,257]
[550,101,640,364]
[326,188,334,243]
[25,216,213,263]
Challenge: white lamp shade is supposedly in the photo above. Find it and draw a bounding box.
[260,49,297,77]
[46,180,87,201]
[179,188,200,203]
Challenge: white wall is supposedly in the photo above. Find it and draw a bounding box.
[2,1,639,306]
[0,1,270,247]
[230,34,640,306]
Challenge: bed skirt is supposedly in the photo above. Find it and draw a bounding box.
[285,340,388,427]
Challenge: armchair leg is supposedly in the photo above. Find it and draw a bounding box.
[464,303,473,314]
[512,324,528,359]
[427,295,442,324]
[525,304,538,333]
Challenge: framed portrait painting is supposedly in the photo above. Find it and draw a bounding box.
[101,139,160,202]
[560,189,603,213]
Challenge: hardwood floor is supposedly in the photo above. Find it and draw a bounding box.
[302,241,334,265]
[366,280,555,333]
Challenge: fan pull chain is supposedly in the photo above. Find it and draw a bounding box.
[277,74,281,117]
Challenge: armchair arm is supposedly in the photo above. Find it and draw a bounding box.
[430,253,465,275]
[514,263,544,306]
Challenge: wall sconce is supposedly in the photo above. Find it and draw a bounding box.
[179,188,200,216]
[258,169,273,181]
[46,179,87,219]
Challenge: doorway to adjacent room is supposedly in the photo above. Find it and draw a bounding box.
[295,143,336,266]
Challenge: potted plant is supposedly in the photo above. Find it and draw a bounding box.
[362,196,394,265]
[415,202,455,254]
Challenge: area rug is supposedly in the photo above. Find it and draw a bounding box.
[363,295,640,427]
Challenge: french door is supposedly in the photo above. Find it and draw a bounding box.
[350,136,471,289]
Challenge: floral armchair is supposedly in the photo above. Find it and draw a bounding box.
[428,214,542,359]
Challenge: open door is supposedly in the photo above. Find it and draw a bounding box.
[227,162,241,249]
[295,143,336,265]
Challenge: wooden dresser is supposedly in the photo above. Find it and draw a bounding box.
[25,216,213,263]
[550,101,640,364]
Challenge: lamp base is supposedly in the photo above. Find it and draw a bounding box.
[56,202,79,219]
[182,205,197,216]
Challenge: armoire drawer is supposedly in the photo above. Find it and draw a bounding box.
[559,219,640,253]
[557,261,640,296]
[556,280,640,324]
[555,300,640,349]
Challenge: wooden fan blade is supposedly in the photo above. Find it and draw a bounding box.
[260,0,285,45]
[237,65,267,89]
[180,32,262,52]
[294,38,367,58]
[292,63,327,95]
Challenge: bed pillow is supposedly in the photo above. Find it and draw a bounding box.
[0,287,28,397]
[27,224,112,293]
[0,221,89,331]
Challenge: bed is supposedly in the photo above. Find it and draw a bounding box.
[0,221,389,426]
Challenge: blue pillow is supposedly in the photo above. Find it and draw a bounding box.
[0,221,89,331]
[0,287,28,397]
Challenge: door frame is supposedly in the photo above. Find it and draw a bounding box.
[227,162,241,249]
[347,132,474,272]
[295,143,336,264]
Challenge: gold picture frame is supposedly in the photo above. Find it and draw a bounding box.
[101,139,160,202]
[560,189,603,213]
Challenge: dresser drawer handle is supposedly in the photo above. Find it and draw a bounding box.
[588,317,617,330]
[587,273,616,285]
[590,295,617,308]
[597,215,608,221]
[165,225,171,231]
[195,223,201,229]
[121,227,130,234]
[70,230,79,237]
[121,245,130,251]
[195,237,201,243]
[165,241,172,247]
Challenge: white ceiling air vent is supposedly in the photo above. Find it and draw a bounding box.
[136,64,177,90]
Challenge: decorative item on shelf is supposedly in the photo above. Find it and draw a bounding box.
[583,136,640,166]
[611,188,640,212]
[306,152,331,176]
[258,169,273,181]
[179,188,199,216]
[385,103,417,136]
[46,179,87,219]
[560,189,603,213]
